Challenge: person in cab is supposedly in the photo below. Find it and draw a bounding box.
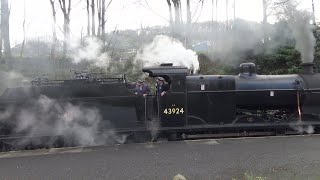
[134,79,150,97]
[156,77,169,97]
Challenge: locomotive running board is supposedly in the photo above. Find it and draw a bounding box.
[184,131,307,140]
[186,132,277,139]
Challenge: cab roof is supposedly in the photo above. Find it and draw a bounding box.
[142,63,189,77]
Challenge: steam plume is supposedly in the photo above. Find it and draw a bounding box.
[69,37,111,68]
[283,1,316,63]
[135,35,199,70]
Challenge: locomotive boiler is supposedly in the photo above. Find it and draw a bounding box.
[0,62,320,150]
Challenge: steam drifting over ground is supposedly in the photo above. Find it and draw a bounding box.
[135,35,199,70]
[291,124,315,134]
[0,95,126,147]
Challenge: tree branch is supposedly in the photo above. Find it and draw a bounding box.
[273,0,290,6]
[72,0,83,9]
[58,0,65,13]
[105,0,113,10]
[191,0,204,22]
[67,0,71,15]
[134,0,169,22]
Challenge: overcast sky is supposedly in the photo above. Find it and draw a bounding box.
[9,0,319,45]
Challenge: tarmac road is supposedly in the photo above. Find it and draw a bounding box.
[0,135,320,180]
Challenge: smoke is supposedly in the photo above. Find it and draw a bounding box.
[69,37,111,68]
[282,1,316,63]
[146,119,160,140]
[135,35,199,70]
[0,70,30,95]
[291,124,314,134]
[204,1,315,65]
[0,106,14,121]
[209,20,265,63]
[0,95,125,147]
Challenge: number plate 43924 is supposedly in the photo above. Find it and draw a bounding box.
[163,108,184,115]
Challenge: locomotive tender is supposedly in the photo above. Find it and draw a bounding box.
[1,62,320,146]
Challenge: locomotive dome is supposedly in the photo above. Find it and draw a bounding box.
[239,62,257,78]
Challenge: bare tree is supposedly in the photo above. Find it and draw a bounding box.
[102,0,112,48]
[211,0,214,26]
[211,0,215,51]
[226,0,229,30]
[101,0,112,40]
[1,0,11,58]
[216,0,218,23]
[261,0,288,45]
[97,0,101,36]
[49,0,58,61]
[80,26,84,44]
[178,0,183,23]
[86,0,90,36]
[311,0,316,25]
[0,6,2,61]
[91,0,96,36]
[262,0,268,25]
[96,0,112,49]
[186,0,191,29]
[262,0,268,44]
[262,0,275,45]
[166,0,174,33]
[0,33,2,62]
[20,0,27,59]
[105,25,117,51]
[233,0,236,20]
[101,0,106,41]
[184,0,191,46]
[58,0,71,57]
[262,0,287,24]
[172,0,182,31]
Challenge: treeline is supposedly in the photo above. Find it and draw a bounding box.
[0,0,319,78]
[4,18,320,77]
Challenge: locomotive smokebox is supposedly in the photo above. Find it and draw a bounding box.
[301,62,314,74]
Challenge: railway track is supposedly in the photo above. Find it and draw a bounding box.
[0,125,317,152]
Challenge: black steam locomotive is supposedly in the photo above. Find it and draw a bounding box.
[0,62,320,148]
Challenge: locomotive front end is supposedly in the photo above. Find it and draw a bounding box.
[298,63,320,116]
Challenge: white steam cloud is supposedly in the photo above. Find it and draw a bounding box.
[291,124,314,134]
[0,70,30,95]
[283,1,316,63]
[147,119,160,140]
[69,37,111,67]
[0,95,126,147]
[135,35,199,70]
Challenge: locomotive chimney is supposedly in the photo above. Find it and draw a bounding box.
[301,62,314,74]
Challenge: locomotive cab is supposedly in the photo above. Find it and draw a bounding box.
[142,64,189,127]
[143,63,238,127]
